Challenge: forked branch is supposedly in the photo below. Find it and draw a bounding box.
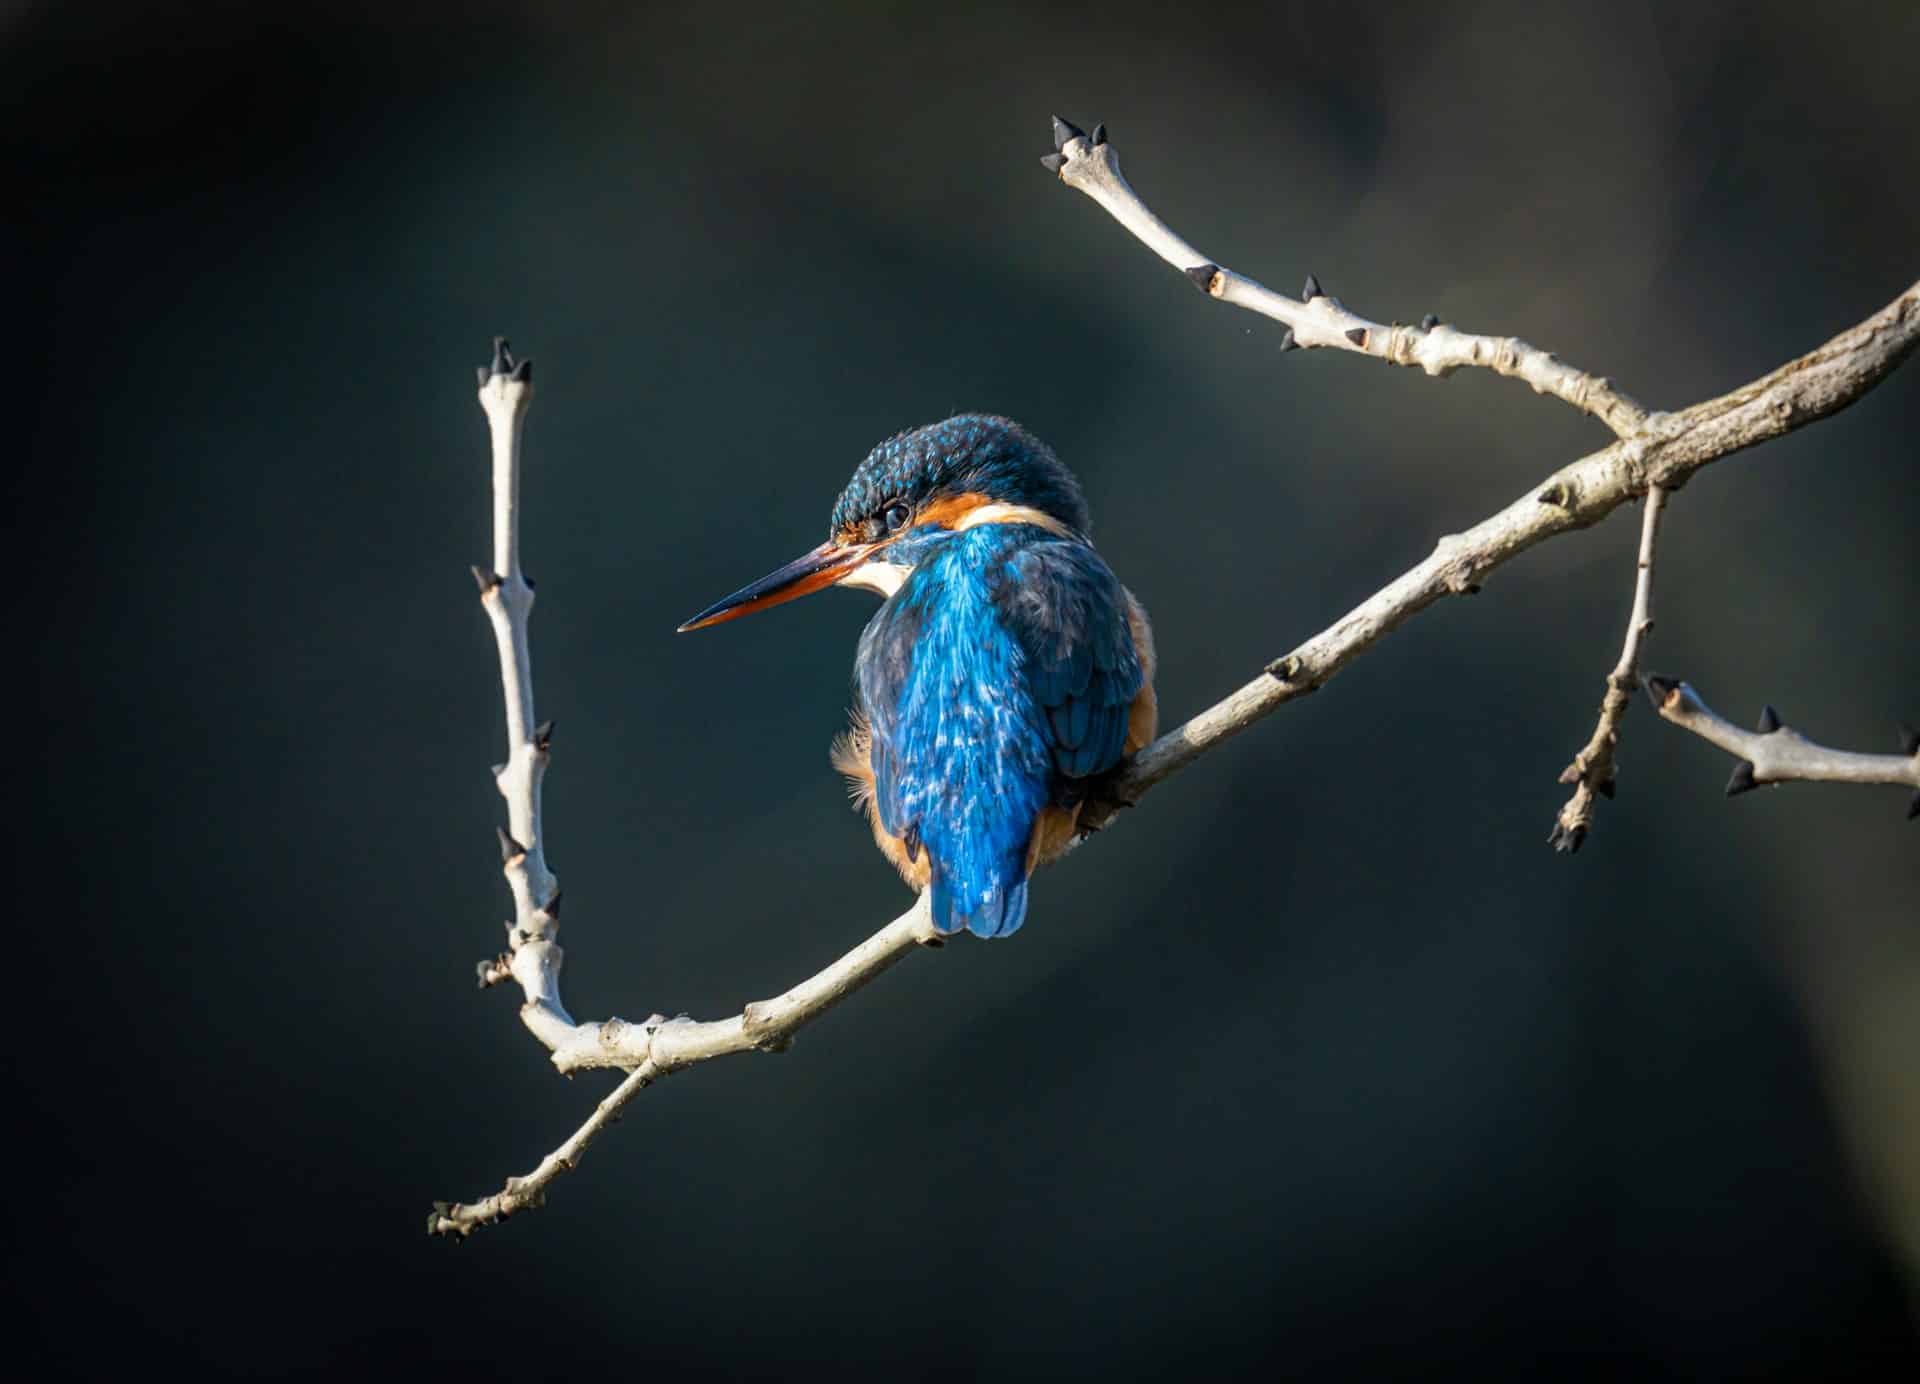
[431,122,1920,1236]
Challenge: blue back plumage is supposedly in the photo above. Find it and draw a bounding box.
[855,522,1143,938]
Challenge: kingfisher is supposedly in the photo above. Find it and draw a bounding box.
[678,415,1157,939]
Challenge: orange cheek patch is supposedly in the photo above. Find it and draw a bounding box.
[913,491,994,530]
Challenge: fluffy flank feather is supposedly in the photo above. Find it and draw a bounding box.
[829,709,876,813]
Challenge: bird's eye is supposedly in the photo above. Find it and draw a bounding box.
[883,502,911,532]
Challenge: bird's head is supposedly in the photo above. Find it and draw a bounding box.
[677,414,1088,632]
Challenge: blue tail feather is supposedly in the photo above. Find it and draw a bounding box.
[928,871,1031,939]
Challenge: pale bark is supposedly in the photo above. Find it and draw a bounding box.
[429,128,1920,1237]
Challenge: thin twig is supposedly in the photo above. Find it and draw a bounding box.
[470,341,576,1053]
[1549,484,1669,853]
[1643,678,1920,809]
[433,257,1920,1235]
[1040,118,1651,438]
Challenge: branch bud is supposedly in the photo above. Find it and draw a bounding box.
[1184,263,1221,295]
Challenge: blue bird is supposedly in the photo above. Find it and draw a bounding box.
[678,415,1157,938]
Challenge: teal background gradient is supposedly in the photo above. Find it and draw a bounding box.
[7,1,1919,1377]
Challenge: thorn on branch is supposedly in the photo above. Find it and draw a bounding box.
[1725,760,1760,797]
[1051,115,1086,152]
[1302,273,1323,301]
[1040,153,1066,174]
[1757,705,1781,734]
[1899,724,1918,757]
[1643,674,1681,709]
[1421,314,1441,331]
[471,566,503,594]
[1537,483,1572,509]
[1091,122,1108,147]
[1345,327,1368,347]
[1908,791,1919,821]
[1279,329,1299,352]
[497,826,527,863]
[543,890,563,921]
[1547,822,1584,854]
[533,720,555,752]
[1184,263,1221,295]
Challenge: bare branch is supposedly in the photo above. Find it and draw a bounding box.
[435,155,1919,1232]
[1643,678,1920,810]
[1081,276,1918,831]
[1042,120,1651,437]
[471,340,576,1054]
[1549,484,1670,853]
[430,894,938,1236]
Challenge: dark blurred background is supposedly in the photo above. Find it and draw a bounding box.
[6,0,1918,1377]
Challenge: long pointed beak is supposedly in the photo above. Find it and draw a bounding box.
[676,540,878,633]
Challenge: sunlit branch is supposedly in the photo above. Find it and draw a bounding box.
[1549,484,1669,853]
[432,136,1920,1236]
[1642,678,1920,809]
[1040,118,1651,438]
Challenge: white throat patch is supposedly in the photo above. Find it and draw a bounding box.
[836,559,913,597]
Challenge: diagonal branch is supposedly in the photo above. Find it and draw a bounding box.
[1548,484,1669,853]
[432,148,1920,1234]
[1040,118,1651,437]
[1643,677,1920,812]
[1079,276,1919,832]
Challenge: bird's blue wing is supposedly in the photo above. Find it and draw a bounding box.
[853,527,1144,940]
[987,535,1145,785]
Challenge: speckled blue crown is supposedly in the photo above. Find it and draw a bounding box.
[829,415,1091,538]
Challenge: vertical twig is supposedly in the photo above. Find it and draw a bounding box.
[1550,485,1668,853]
[471,339,574,1047]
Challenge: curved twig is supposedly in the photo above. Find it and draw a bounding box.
[1040,117,1651,437]
[1549,484,1669,853]
[1643,678,1920,809]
